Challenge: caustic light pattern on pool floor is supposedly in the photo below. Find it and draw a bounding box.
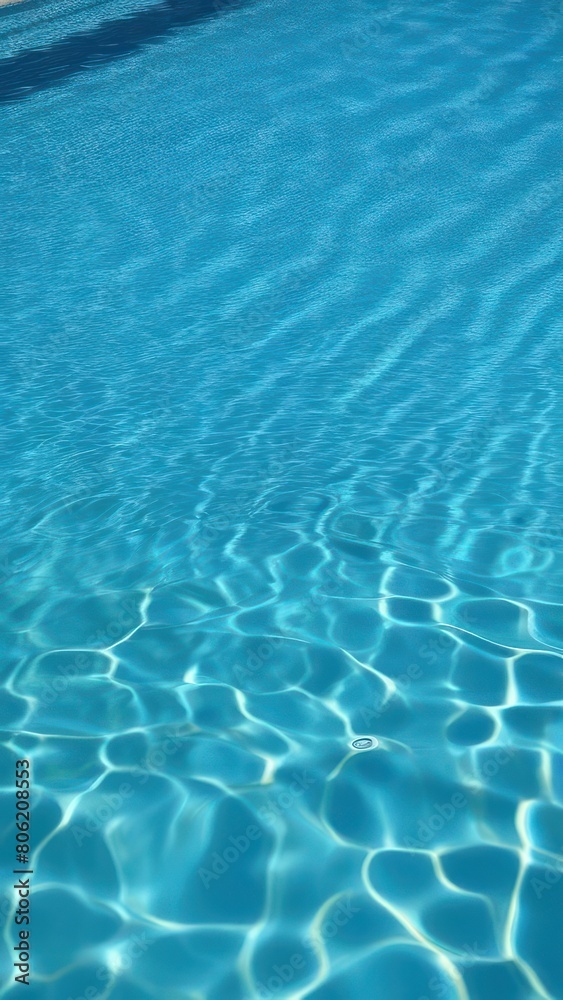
[1,0,563,998]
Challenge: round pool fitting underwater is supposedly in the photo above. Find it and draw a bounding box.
[351,736,378,751]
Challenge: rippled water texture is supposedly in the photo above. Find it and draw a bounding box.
[1,0,563,997]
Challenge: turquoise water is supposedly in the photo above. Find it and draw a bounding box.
[1,0,563,997]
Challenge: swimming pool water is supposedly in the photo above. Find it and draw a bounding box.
[1,0,563,998]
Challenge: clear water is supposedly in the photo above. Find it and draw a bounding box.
[1,0,563,998]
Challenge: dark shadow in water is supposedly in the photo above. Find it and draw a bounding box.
[0,0,243,104]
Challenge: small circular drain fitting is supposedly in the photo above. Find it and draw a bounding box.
[351,736,378,751]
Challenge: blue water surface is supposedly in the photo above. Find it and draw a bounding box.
[1,0,563,998]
